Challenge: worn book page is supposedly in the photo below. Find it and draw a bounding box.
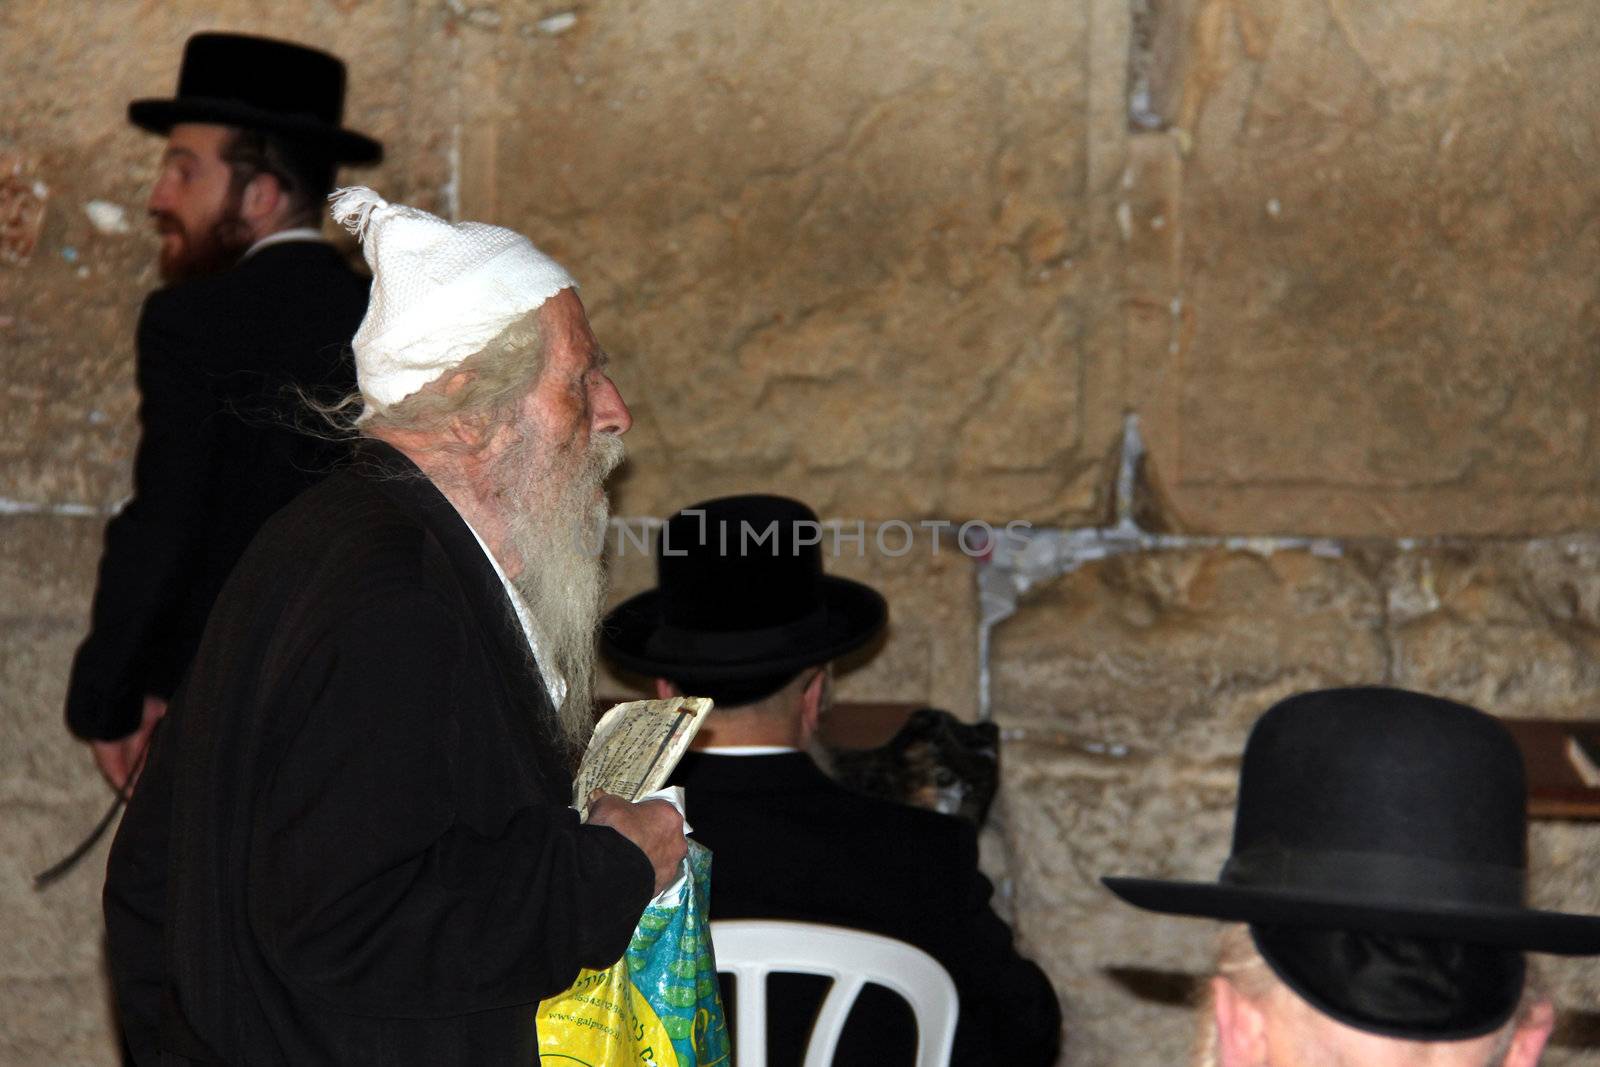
[574,696,714,818]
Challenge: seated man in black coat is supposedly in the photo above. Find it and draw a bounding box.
[104,189,685,1065]
[602,494,1062,1066]
[68,33,382,792]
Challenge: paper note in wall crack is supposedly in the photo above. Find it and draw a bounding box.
[575,696,713,817]
[1567,732,1600,789]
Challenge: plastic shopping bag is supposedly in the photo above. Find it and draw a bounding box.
[536,839,729,1066]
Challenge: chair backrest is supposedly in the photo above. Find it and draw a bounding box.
[710,919,959,1067]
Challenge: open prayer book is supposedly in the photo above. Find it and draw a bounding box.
[573,696,714,819]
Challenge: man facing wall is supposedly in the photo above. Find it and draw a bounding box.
[603,494,1062,1064]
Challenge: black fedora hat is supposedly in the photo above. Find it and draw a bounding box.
[1103,687,1600,1037]
[601,495,887,694]
[129,33,382,165]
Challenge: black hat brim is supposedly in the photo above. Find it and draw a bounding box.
[128,98,383,165]
[602,575,887,681]
[1101,876,1600,955]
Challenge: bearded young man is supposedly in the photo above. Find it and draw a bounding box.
[1103,688,1600,1067]
[103,189,686,1066]
[66,33,381,793]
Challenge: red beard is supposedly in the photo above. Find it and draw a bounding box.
[152,201,253,283]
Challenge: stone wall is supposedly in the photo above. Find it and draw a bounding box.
[1124,0,1600,536]
[992,526,1600,1063]
[3,1,1599,1064]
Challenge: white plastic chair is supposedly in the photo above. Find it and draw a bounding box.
[710,919,959,1067]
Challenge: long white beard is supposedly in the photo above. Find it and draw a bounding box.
[494,430,626,751]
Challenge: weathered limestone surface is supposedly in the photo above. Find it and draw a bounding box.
[1127,0,1600,535]
[11,0,1596,526]
[0,517,115,1066]
[994,537,1600,1065]
[479,0,1118,523]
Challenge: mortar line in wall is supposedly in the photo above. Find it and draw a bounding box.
[0,496,122,517]
[972,412,1595,720]
[0,505,997,531]
[13,414,1585,724]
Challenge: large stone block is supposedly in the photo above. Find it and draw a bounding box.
[0,514,100,623]
[0,622,121,1067]
[0,789,115,983]
[992,547,1388,757]
[1134,0,1600,536]
[1386,536,1600,718]
[990,548,1387,1063]
[0,555,119,1061]
[0,617,100,794]
[1529,822,1600,1052]
[0,976,120,1067]
[472,0,1110,523]
[998,739,1232,1067]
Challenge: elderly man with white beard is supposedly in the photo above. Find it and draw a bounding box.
[103,189,685,1067]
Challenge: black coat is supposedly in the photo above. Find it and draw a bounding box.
[670,751,1062,1066]
[104,442,655,1065]
[68,240,367,741]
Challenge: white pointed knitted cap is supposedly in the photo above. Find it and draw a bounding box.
[329,186,576,415]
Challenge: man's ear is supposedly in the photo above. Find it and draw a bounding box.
[653,678,678,700]
[238,171,284,229]
[798,668,828,742]
[1504,999,1555,1067]
[1212,977,1266,1067]
[437,371,491,448]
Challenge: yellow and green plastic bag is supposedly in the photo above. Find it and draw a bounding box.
[537,839,728,1066]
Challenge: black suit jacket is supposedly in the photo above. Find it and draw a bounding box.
[671,751,1061,1066]
[104,442,655,1065]
[68,240,367,741]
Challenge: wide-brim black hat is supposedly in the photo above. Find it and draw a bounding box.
[1103,687,1600,1037]
[129,32,382,164]
[602,495,887,688]
[1104,688,1600,953]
